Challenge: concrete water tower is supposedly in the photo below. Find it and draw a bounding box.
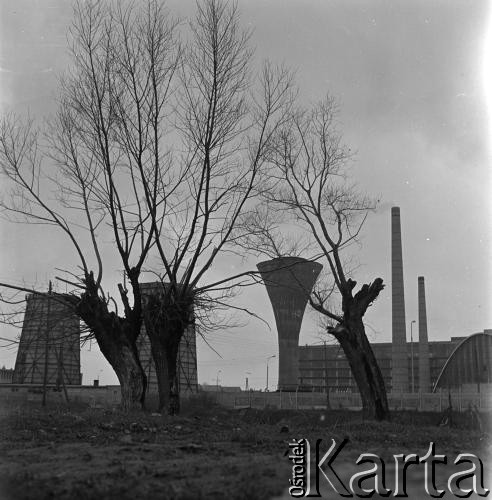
[257,257,322,391]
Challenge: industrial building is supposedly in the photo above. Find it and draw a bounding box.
[433,331,492,391]
[10,284,198,397]
[12,293,81,386]
[274,207,492,393]
[0,367,14,383]
[298,333,491,393]
[137,282,198,396]
[299,337,464,392]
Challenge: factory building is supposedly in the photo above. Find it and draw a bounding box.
[0,367,14,383]
[298,330,491,393]
[11,284,198,396]
[137,282,198,396]
[12,293,81,386]
[433,331,492,391]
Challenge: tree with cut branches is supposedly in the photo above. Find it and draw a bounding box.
[1,0,294,414]
[0,0,180,410]
[241,95,390,420]
[141,0,295,414]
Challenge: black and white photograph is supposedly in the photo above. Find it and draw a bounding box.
[0,0,490,498]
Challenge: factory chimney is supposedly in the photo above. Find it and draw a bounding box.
[418,276,431,392]
[257,257,322,391]
[391,207,408,392]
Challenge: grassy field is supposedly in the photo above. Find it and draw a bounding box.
[0,396,490,499]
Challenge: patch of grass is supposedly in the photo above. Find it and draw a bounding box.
[1,403,490,500]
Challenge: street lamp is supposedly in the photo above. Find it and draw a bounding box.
[410,320,416,393]
[266,355,276,391]
[216,370,222,392]
[245,371,251,391]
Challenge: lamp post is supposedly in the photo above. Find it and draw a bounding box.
[410,320,416,393]
[97,369,103,386]
[216,370,222,392]
[245,371,251,391]
[266,355,276,391]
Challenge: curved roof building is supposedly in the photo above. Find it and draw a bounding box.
[433,330,492,392]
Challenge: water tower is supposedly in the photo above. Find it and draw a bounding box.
[257,257,322,391]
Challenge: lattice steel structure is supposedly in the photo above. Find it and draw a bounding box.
[137,282,198,396]
[13,293,81,386]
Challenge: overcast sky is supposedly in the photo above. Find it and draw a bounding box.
[0,0,491,390]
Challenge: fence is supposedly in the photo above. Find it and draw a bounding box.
[215,389,492,412]
[2,384,490,413]
[0,384,121,411]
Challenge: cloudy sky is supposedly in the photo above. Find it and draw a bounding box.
[0,0,490,390]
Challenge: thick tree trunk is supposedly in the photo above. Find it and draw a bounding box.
[143,289,193,415]
[332,277,390,421]
[66,281,146,411]
[96,332,147,411]
[150,336,180,414]
[335,317,389,420]
[145,313,183,414]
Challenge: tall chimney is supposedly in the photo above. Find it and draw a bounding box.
[391,207,408,392]
[257,257,322,391]
[418,276,431,392]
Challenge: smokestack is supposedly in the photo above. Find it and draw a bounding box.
[418,276,431,392]
[257,257,322,391]
[391,207,408,392]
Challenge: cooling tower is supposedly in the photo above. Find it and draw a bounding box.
[13,293,81,386]
[391,207,408,392]
[257,257,322,391]
[137,282,198,395]
[418,276,431,392]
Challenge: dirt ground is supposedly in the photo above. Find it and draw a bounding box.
[0,397,490,499]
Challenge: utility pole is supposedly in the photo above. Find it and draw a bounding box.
[324,341,331,410]
[42,281,52,407]
[54,346,70,404]
[266,355,275,391]
[410,320,416,393]
[216,370,221,392]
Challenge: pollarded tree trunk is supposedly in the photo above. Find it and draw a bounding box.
[144,309,186,414]
[143,290,193,414]
[95,327,147,411]
[331,277,390,421]
[334,317,389,421]
[148,329,181,414]
[65,276,147,411]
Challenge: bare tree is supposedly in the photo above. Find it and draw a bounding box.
[141,0,295,414]
[244,95,390,420]
[0,0,180,410]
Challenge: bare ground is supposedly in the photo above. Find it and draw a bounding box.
[0,397,490,499]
